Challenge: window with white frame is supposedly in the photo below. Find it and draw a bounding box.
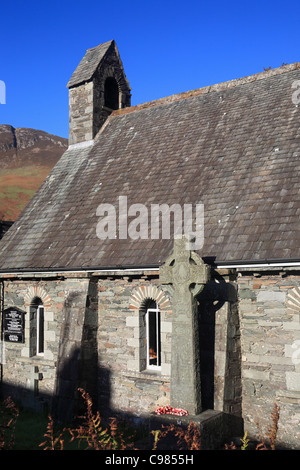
[30,297,44,356]
[145,301,161,370]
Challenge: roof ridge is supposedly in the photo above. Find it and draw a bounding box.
[112,61,300,117]
[86,39,114,52]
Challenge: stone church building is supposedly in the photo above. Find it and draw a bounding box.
[0,40,300,448]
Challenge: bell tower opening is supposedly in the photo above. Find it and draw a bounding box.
[104,77,119,110]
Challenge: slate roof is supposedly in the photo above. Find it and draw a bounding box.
[67,40,114,88]
[0,63,300,271]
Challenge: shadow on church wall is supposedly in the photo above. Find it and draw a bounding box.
[52,278,102,422]
[0,278,110,424]
[0,357,112,422]
[197,270,242,416]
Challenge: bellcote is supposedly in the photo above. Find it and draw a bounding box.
[67,40,131,145]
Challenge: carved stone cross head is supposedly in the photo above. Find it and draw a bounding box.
[160,236,210,297]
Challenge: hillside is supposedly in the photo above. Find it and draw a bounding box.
[0,125,68,221]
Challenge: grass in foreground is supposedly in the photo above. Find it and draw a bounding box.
[1,390,281,451]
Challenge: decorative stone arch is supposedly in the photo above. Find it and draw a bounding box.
[286,286,300,314]
[129,285,171,312]
[23,285,54,360]
[95,49,131,111]
[24,285,51,308]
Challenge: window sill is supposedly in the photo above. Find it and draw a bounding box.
[18,355,53,366]
[144,368,162,375]
[122,369,170,382]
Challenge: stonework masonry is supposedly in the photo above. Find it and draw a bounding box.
[0,269,239,417]
[238,269,300,448]
[97,274,172,416]
[1,272,173,420]
[69,82,94,144]
[1,267,300,448]
[1,274,93,418]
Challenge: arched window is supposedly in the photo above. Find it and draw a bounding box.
[142,299,161,370]
[30,297,44,356]
[104,77,119,110]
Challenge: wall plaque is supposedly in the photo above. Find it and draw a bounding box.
[3,307,26,343]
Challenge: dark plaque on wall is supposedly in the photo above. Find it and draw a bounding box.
[3,307,26,343]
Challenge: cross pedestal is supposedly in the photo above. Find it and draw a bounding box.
[160,236,210,415]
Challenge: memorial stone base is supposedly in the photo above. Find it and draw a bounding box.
[149,410,244,450]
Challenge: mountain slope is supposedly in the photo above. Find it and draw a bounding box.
[0,125,68,220]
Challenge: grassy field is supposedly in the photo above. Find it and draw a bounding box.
[0,165,50,220]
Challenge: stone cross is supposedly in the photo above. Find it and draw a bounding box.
[28,366,43,396]
[160,236,210,415]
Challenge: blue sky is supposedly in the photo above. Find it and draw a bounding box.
[0,0,299,139]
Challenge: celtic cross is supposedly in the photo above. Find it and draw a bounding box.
[160,236,210,415]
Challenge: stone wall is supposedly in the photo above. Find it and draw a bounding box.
[96,273,172,418]
[0,272,173,420]
[1,269,238,421]
[1,267,299,448]
[0,274,93,418]
[69,82,94,144]
[238,269,300,449]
